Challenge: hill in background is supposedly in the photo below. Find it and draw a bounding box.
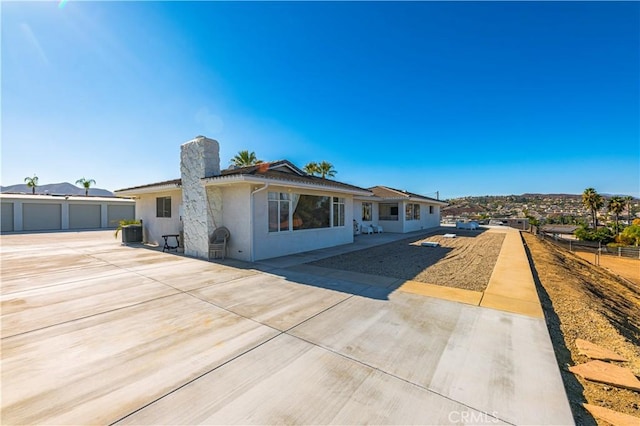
[443,193,638,222]
[1,182,114,197]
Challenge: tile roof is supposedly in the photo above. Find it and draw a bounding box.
[115,178,182,193]
[368,186,445,203]
[209,160,371,194]
[115,161,371,195]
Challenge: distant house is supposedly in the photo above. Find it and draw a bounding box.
[115,136,446,261]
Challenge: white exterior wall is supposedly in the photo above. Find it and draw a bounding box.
[403,202,442,232]
[219,185,252,261]
[252,185,354,261]
[424,204,441,228]
[134,189,182,245]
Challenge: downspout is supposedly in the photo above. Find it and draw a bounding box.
[250,183,269,262]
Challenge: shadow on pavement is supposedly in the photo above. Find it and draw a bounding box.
[523,237,596,426]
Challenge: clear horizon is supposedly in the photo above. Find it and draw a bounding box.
[2,1,639,198]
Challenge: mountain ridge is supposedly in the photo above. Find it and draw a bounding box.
[1,182,114,197]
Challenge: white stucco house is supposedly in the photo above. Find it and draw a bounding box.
[115,136,447,261]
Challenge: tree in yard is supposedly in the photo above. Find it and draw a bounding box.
[607,195,625,234]
[24,175,39,194]
[317,161,336,179]
[303,162,320,176]
[230,150,262,167]
[582,187,604,229]
[624,195,634,227]
[76,177,96,196]
[619,220,640,246]
[574,225,613,244]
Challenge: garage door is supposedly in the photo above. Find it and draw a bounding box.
[107,204,135,227]
[69,204,101,229]
[1,202,14,232]
[23,203,61,231]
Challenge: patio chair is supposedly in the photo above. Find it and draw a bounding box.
[209,226,230,260]
[361,224,373,235]
[372,224,383,233]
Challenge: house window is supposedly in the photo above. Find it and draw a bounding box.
[406,203,420,220]
[268,192,290,232]
[362,202,372,221]
[269,192,338,232]
[333,197,345,227]
[156,197,171,218]
[429,205,434,214]
[294,194,330,230]
[379,203,399,221]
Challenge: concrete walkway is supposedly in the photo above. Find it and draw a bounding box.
[1,228,573,425]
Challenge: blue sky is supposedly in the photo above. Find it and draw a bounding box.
[2,1,638,198]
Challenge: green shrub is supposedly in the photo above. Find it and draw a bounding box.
[574,225,614,243]
[114,219,141,238]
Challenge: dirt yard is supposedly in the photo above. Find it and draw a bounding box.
[522,233,640,424]
[574,252,640,287]
[311,229,505,292]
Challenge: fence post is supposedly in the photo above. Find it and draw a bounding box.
[619,247,621,257]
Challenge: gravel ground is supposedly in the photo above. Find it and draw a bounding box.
[311,229,505,292]
[523,233,640,424]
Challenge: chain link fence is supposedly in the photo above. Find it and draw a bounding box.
[537,231,640,259]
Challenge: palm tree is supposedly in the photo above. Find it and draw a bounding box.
[582,187,604,229]
[303,162,320,176]
[230,150,262,167]
[76,177,96,196]
[624,195,634,227]
[317,161,336,179]
[607,196,625,234]
[24,175,38,194]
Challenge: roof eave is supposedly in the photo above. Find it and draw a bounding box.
[202,175,372,196]
[114,183,182,196]
[355,194,447,205]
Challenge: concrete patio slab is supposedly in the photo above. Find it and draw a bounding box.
[289,288,468,387]
[1,293,279,425]
[132,260,260,292]
[87,247,191,269]
[1,271,179,337]
[191,273,355,331]
[397,279,483,306]
[427,307,572,425]
[0,248,110,278]
[1,263,127,295]
[289,288,573,425]
[117,334,507,425]
[0,229,573,425]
